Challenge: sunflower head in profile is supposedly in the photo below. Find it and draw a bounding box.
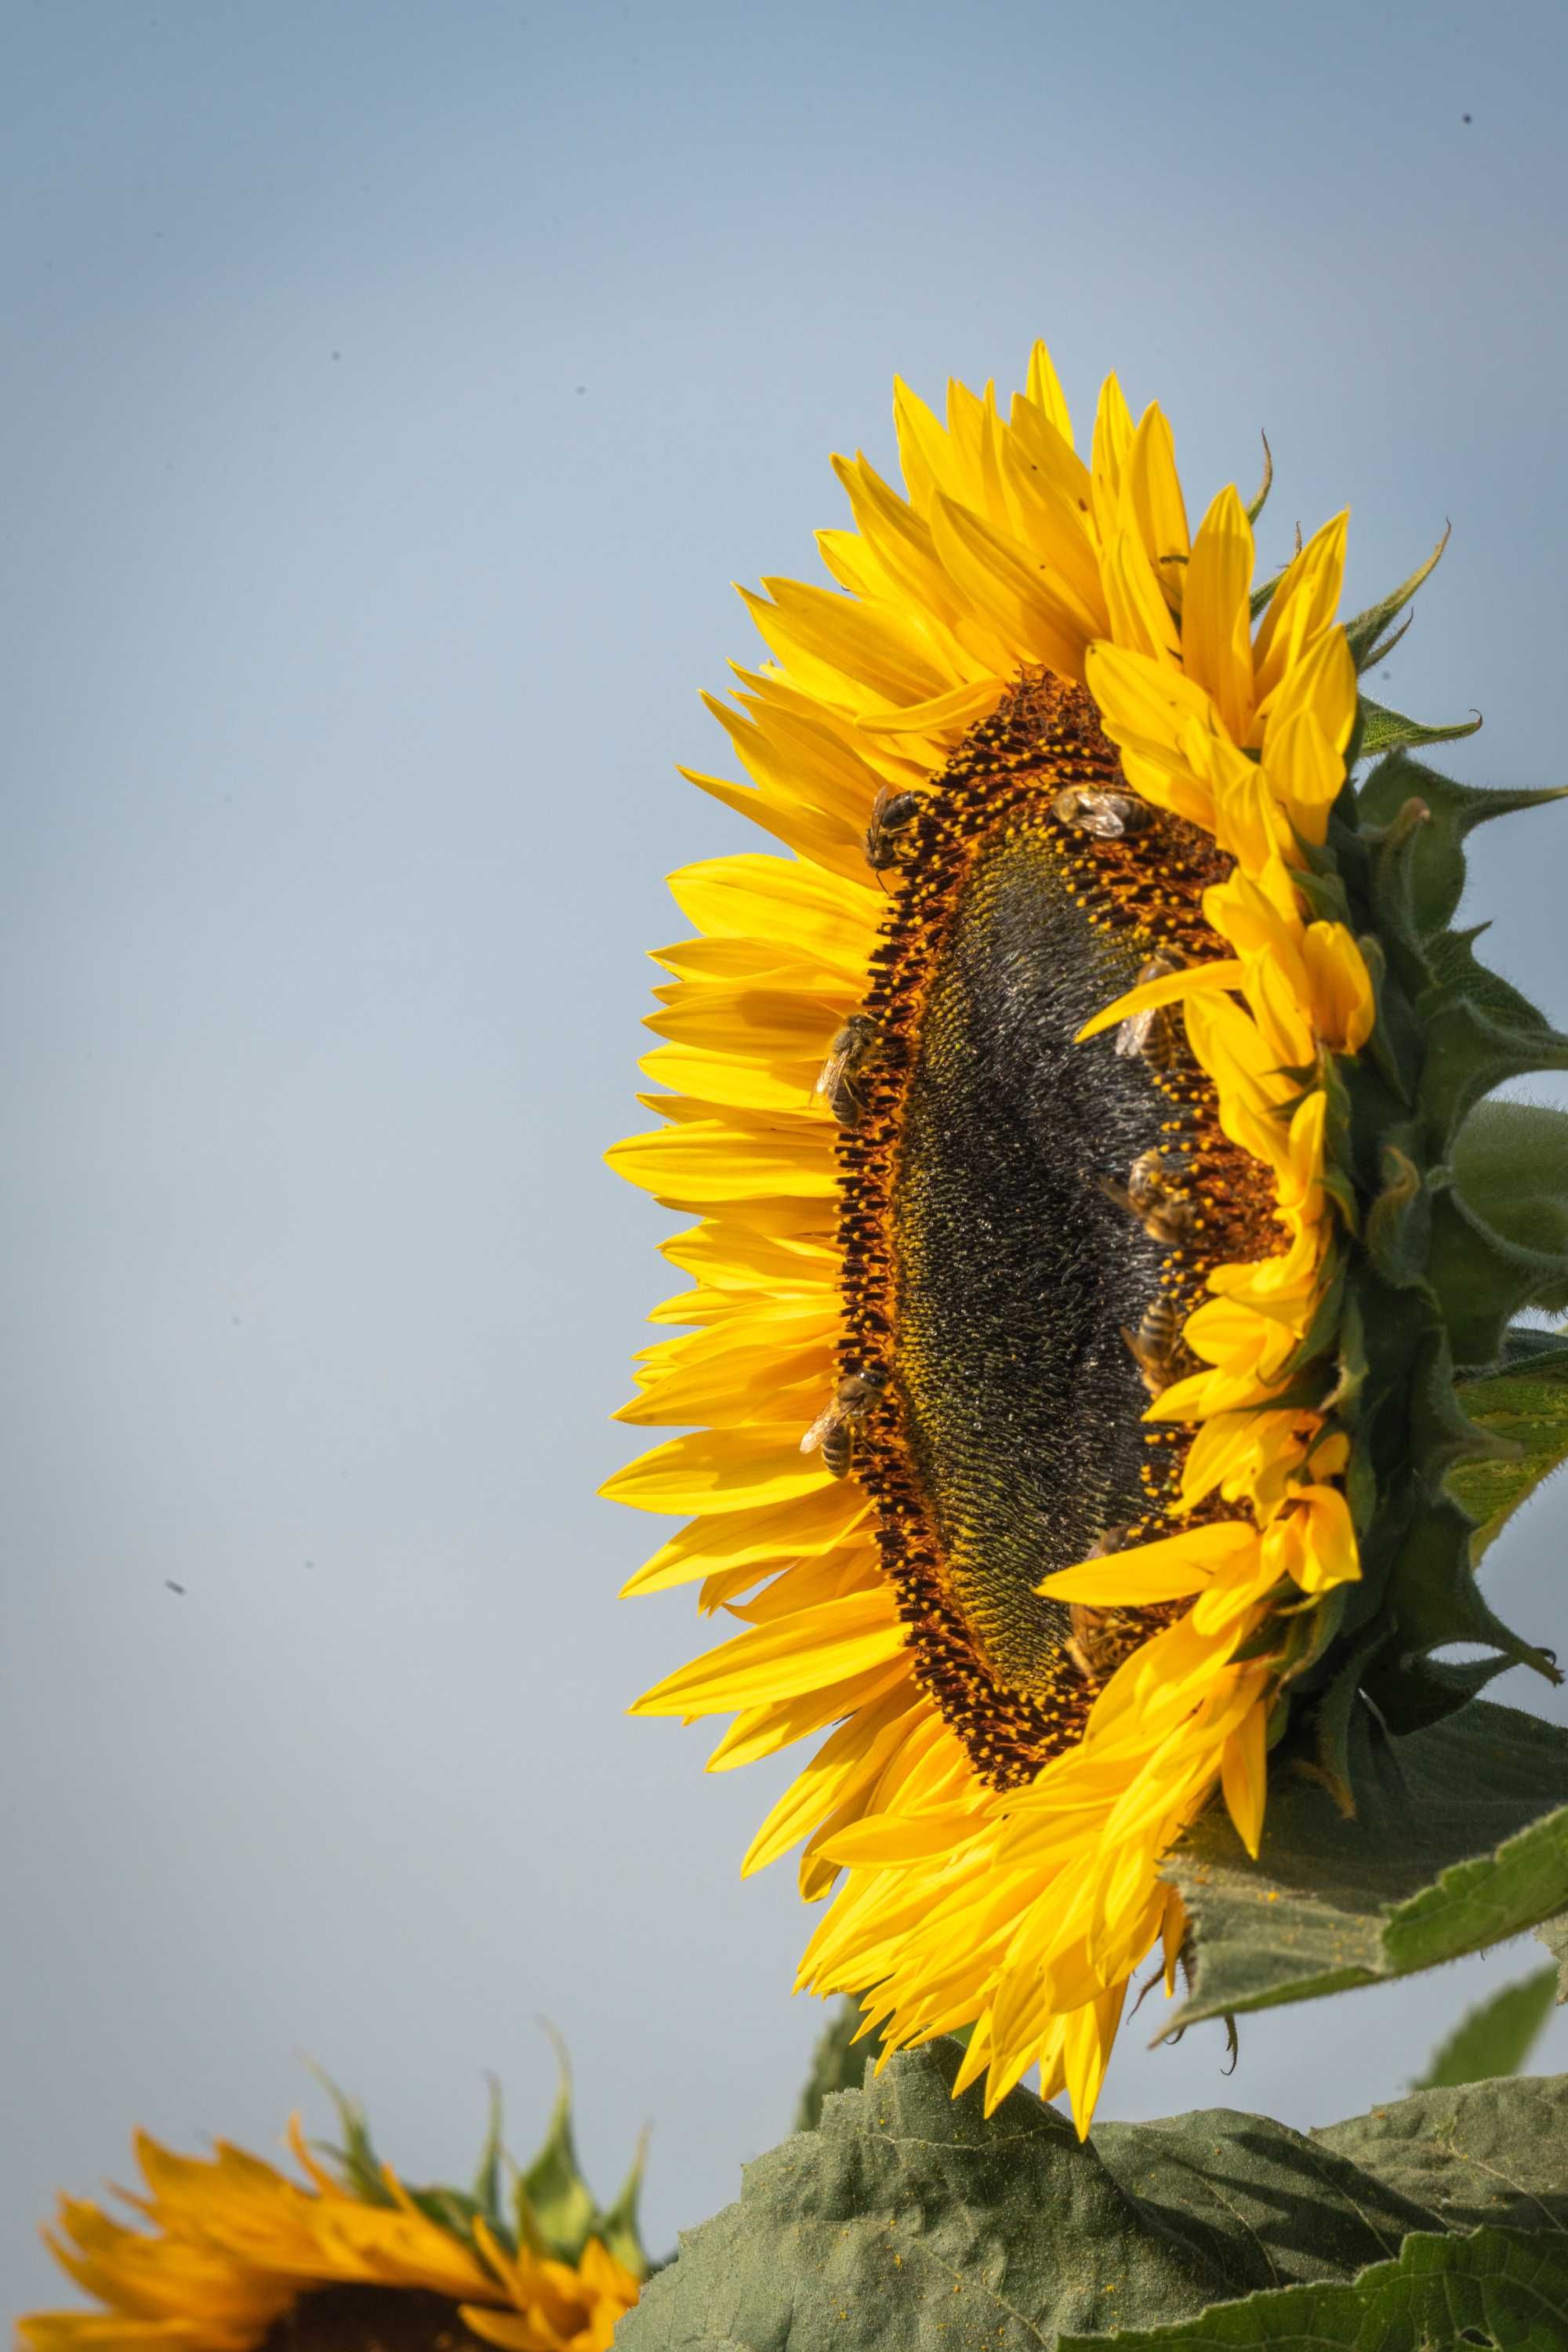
[605,341,1568,2130]
[19,2062,645,2352]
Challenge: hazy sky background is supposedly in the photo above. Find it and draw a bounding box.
[5,0,1568,2313]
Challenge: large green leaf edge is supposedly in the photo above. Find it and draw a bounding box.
[1450,1338,1568,1561]
[1058,2227,1568,2349]
[614,2045,1568,2351]
[1162,1698,1568,2031]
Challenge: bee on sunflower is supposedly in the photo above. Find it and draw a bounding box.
[604,340,1568,2131]
[18,2065,645,2352]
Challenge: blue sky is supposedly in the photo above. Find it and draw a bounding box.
[5,0,1568,2310]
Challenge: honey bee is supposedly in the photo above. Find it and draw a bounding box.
[1051,786,1150,838]
[1062,1531,1144,1683]
[1065,1603,1137,1683]
[813,1014,880,1127]
[1122,1290,1190,1397]
[800,1363,890,1479]
[864,787,923,877]
[1114,951,1184,1067]
[1099,1149,1199,1248]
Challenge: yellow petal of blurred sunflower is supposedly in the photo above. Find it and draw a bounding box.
[20,2084,643,2352]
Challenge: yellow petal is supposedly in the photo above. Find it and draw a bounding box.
[1075,956,1245,1043]
[1220,1697,1269,1857]
[632,1590,906,1717]
[1123,403,1190,601]
[1182,485,1255,742]
[1016,340,1069,445]
[1036,1519,1258,1605]
[602,1427,836,1515]
[1251,510,1348,706]
[606,1123,836,1204]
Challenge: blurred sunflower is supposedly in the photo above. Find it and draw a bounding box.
[19,2068,644,2352]
[605,341,1566,2129]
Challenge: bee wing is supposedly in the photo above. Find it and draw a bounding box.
[800,1405,837,1456]
[1113,1010,1152,1058]
[815,1048,848,1101]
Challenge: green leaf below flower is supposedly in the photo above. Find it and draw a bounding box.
[1450,1333,1568,1560]
[618,2042,1568,2350]
[1163,1700,1568,2032]
[1058,2227,1568,2349]
[1413,1965,1558,2090]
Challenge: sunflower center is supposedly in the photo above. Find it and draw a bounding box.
[895,818,1168,1684]
[260,2288,488,2352]
[837,671,1247,1788]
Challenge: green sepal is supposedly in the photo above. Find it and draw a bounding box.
[306,2068,509,2256]
[303,2044,651,2281]
[1242,431,1272,526]
[1276,1252,1346,1377]
[1364,1142,1428,1287]
[1348,936,1415,1103]
[1416,996,1568,1158]
[517,2035,601,2262]
[1343,526,1450,673]
[1356,750,1568,938]
[506,2033,652,2278]
[1354,604,1414,676]
[1363,1646,1519,1733]
[1355,695,1482,760]
[470,2076,506,2233]
[307,2067,391,2210]
[1425,921,1555,1033]
[1426,1182,1568,1369]
[1284,854,1352,927]
[1452,1100,1568,1299]
[596,2134,652,2281]
[1366,793,1436,953]
[1403,1327,1515,1490]
[1308,1631,1388,1812]
[1369,1487,1559,1715]
[1414,1963,1558,2090]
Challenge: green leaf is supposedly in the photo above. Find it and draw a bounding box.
[1534,1909,1568,2000]
[1163,1700,1568,2031]
[1414,1966,1559,2089]
[1316,2071,1568,2224]
[1451,1338,1568,1559]
[792,1997,881,2135]
[618,2045,1568,2351]
[1058,2228,1568,2349]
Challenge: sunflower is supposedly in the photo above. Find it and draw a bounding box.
[604,341,1565,2132]
[18,2069,644,2352]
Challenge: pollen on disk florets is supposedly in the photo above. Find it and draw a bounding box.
[831,669,1277,1786]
